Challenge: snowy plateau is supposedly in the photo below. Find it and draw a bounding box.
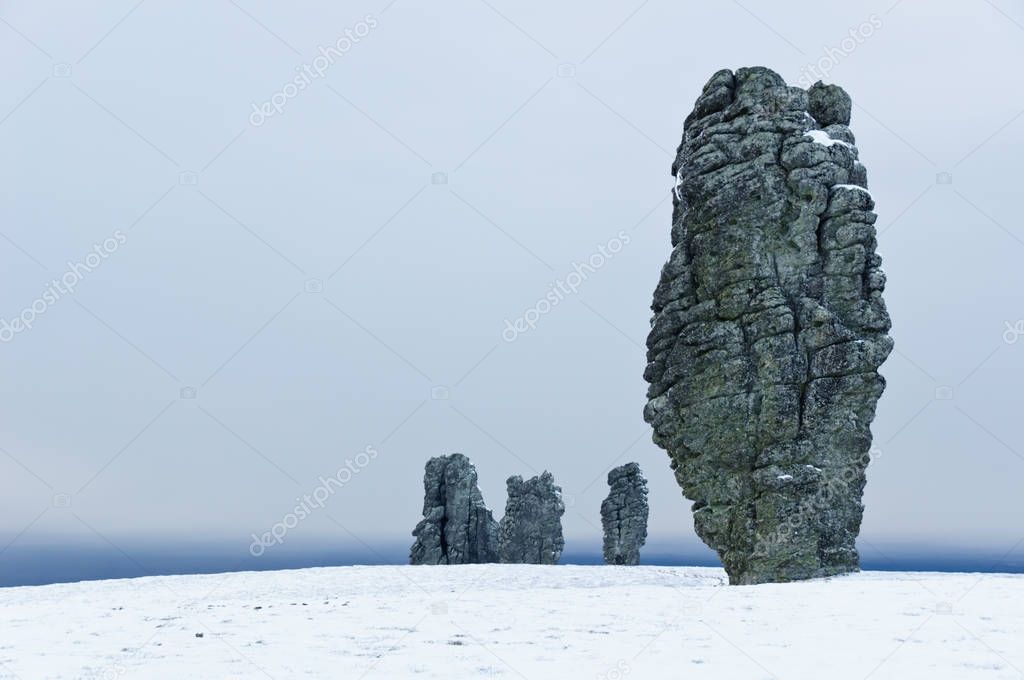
[1,565,1021,679]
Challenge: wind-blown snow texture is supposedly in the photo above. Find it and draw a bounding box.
[1,566,1020,678]
[644,67,892,585]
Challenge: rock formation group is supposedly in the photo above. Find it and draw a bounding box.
[643,67,892,584]
[409,454,565,565]
[408,67,894,585]
[410,455,650,566]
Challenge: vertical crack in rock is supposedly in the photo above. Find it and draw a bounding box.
[410,453,499,565]
[643,67,892,584]
[601,463,650,565]
[497,472,565,564]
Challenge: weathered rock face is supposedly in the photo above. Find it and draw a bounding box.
[601,463,649,565]
[410,454,498,565]
[643,67,892,584]
[497,472,565,564]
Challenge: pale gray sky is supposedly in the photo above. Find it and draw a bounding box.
[1,0,1023,573]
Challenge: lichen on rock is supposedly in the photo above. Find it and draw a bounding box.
[643,67,892,584]
[497,472,565,564]
[410,453,499,565]
[601,463,649,565]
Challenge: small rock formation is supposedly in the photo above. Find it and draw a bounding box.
[497,472,565,564]
[410,453,498,565]
[601,463,649,565]
[643,67,892,584]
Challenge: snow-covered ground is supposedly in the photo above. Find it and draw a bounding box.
[1,565,1021,679]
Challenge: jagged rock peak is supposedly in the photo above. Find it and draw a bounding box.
[410,453,498,565]
[645,67,892,584]
[601,463,649,565]
[497,471,565,564]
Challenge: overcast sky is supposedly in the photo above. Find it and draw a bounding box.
[1,0,1022,574]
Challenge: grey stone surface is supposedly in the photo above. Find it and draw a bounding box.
[643,67,892,584]
[497,472,565,564]
[807,81,852,127]
[601,463,649,565]
[410,453,498,565]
